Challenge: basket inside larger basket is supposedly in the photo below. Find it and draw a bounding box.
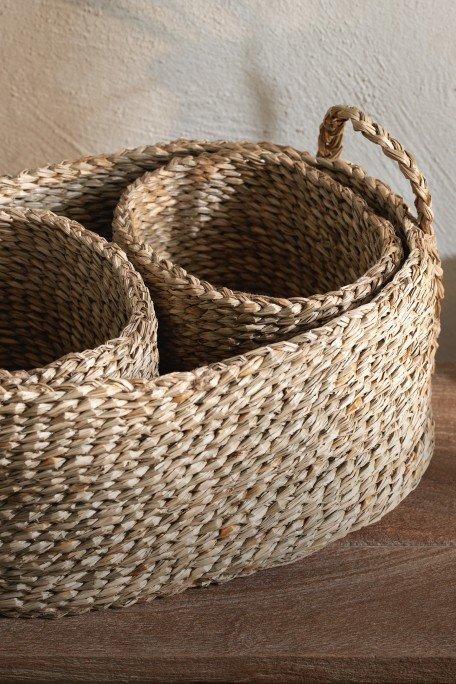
[0,208,157,385]
[113,149,404,370]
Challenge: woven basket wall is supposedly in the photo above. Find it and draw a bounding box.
[0,105,443,616]
[113,150,403,370]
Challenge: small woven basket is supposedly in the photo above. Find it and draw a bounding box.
[113,150,403,370]
[0,207,158,386]
[0,105,443,616]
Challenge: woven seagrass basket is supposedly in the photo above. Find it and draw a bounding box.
[0,105,442,616]
[0,207,158,385]
[113,150,403,370]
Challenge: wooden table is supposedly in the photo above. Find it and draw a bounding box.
[0,365,455,682]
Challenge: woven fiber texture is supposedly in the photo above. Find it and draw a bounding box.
[113,150,403,370]
[0,105,443,616]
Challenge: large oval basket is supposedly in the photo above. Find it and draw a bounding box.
[0,106,443,616]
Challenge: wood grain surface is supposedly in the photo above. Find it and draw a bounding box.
[0,365,455,683]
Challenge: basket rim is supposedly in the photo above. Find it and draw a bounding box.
[0,138,441,394]
[114,147,403,311]
[0,217,433,398]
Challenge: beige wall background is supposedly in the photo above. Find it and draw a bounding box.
[0,0,454,358]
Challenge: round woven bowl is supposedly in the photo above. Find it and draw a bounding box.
[0,207,158,386]
[0,105,443,616]
[113,150,403,370]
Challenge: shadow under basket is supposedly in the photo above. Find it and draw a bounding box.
[0,105,443,617]
[113,149,403,371]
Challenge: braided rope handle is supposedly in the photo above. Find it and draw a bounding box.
[317,105,434,235]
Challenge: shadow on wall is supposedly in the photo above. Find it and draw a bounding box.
[1,0,191,172]
[440,259,455,361]
[244,39,278,141]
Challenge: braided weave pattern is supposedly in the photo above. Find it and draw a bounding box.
[0,105,442,616]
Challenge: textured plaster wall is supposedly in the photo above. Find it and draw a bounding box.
[0,0,454,358]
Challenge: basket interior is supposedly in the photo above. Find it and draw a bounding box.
[128,155,395,299]
[0,214,131,372]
